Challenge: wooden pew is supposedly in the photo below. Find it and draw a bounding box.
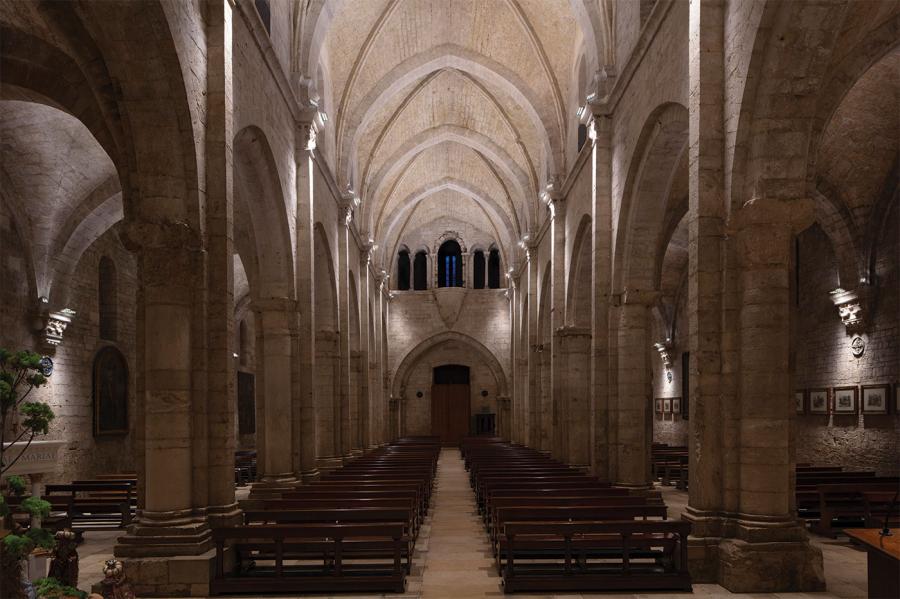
[811,482,900,537]
[500,520,692,593]
[44,482,134,530]
[210,523,407,595]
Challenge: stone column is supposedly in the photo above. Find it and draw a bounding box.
[115,231,212,563]
[526,251,540,447]
[336,202,352,460]
[614,290,655,488]
[358,252,372,449]
[315,328,342,471]
[295,122,319,481]
[252,298,298,487]
[683,0,725,550]
[548,192,566,459]
[558,326,592,467]
[590,115,613,479]
[203,0,238,525]
[714,199,824,592]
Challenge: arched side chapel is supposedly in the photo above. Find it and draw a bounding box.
[0,0,897,596]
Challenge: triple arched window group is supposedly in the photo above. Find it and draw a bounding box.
[397,240,501,290]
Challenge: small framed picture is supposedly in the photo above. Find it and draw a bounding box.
[672,398,682,414]
[795,390,806,415]
[809,389,829,414]
[861,384,889,415]
[655,398,664,413]
[663,399,672,413]
[832,386,858,414]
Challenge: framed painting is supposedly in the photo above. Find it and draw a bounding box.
[832,386,858,414]
[672,398,682,414]
[795,390,806,415]
[655,398,664,414]
[663,399,672,413]
[93,346,129,436]
[861,384,889,415]
[809,389,829,414]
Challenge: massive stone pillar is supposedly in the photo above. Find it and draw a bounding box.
[526,252,540,447]
[712,200,825,592]
[558,326,592,467]
[315,329,341,471]
[201,0,238,527]
[357,252,372,450]
[116,237,213,567]
[295,122,319,481]
[548,194,567,459]
[590,115,613,479]
[336,203,352,460]
[252,299,298,486]
[114,3,238,593]
[614,291,655,488]
[682,0,727,577]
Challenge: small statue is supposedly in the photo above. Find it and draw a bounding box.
[48,530,79,588]
[98,559,135,599]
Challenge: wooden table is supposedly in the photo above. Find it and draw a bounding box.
[845,529,899,599]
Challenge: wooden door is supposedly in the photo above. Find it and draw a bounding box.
[431,384,470,445]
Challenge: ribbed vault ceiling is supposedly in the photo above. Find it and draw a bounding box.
[302,0,597,270]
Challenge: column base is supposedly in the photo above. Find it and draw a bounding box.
[96,549,230,597]
[206,502,242,528]
[717,537,824,592]
[114,510,212,558]
[682,509,825,592]
[300,467,321,482]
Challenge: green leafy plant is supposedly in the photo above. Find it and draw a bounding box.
[1,349,54,476]
[34,577,87,599]
[0,348,57,594]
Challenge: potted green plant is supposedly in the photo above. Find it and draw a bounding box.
[33,576,88,599]
[1,349,56,599]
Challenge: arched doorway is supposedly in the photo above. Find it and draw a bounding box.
[431,364,470,445]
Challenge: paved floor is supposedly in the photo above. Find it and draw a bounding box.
[73,449,869,598]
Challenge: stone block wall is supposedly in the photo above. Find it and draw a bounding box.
[1,200,137,482]
[388,288,511,437]
[794,214,899,475]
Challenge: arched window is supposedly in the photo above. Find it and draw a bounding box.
[255,0,271,34]
[413,251,428,290]
[397,250,411,290]
[437,240,463,288]
[488,248,501,289]
[99,256,117,341]
[93,346,128,436]
[473,250,486,289]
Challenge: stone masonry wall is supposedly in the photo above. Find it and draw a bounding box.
[794,210,899,476]
[1,200,137,482]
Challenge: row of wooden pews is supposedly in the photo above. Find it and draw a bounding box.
[795,464,900,537]
[651,443,688,489]
[462,437,692,594]
[209,437,441,595]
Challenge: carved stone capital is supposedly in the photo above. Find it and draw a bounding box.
[829,285,872,333]
[37,308,76,348]
[653,339,673,369]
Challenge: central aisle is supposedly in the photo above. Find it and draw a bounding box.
[418,448,501,598]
